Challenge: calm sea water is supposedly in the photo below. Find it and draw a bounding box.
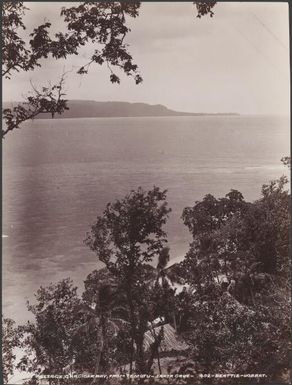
[2,115,290,323]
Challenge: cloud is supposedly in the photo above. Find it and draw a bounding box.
[3,2,290,114]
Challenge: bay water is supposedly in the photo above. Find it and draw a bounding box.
[2,115,289,323]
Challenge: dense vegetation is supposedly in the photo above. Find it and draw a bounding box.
[3,159,290,385]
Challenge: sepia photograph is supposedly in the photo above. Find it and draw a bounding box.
[2,1,291,384]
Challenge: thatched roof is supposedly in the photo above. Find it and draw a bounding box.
[143,323,189,352]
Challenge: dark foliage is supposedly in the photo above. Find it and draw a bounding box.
[2,317,23,383]
[2,1,142,83]
[17,279,82,377]
[179,164,290,383]
[85,186,171,376]
[9,162,290,383]
[2,1,143,137]
[194,1,217,18]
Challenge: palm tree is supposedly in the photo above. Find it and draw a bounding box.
[155,247,180,331]
[156,247,170,286]
[71,283,129,383]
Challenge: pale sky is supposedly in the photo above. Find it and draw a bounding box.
[3,2,290,115]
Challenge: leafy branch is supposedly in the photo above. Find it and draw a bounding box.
[2,72,69,138]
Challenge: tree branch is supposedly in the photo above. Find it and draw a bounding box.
[2,73,69,138]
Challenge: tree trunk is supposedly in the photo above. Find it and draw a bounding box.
[48,357,52,385]
[91,327,104,385]
[135,335,146,374]
[129,337,134,375]
[157,348,162,374]
[147,336,162,373]
[173,312,177,332]
[147,325,163,374]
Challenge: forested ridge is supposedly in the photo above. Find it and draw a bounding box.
[3,100,239,119]
[3,158,290,385]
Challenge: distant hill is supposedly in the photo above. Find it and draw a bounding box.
[3,100,239,119]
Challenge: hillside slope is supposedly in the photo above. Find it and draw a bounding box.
[3,100,239,119]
